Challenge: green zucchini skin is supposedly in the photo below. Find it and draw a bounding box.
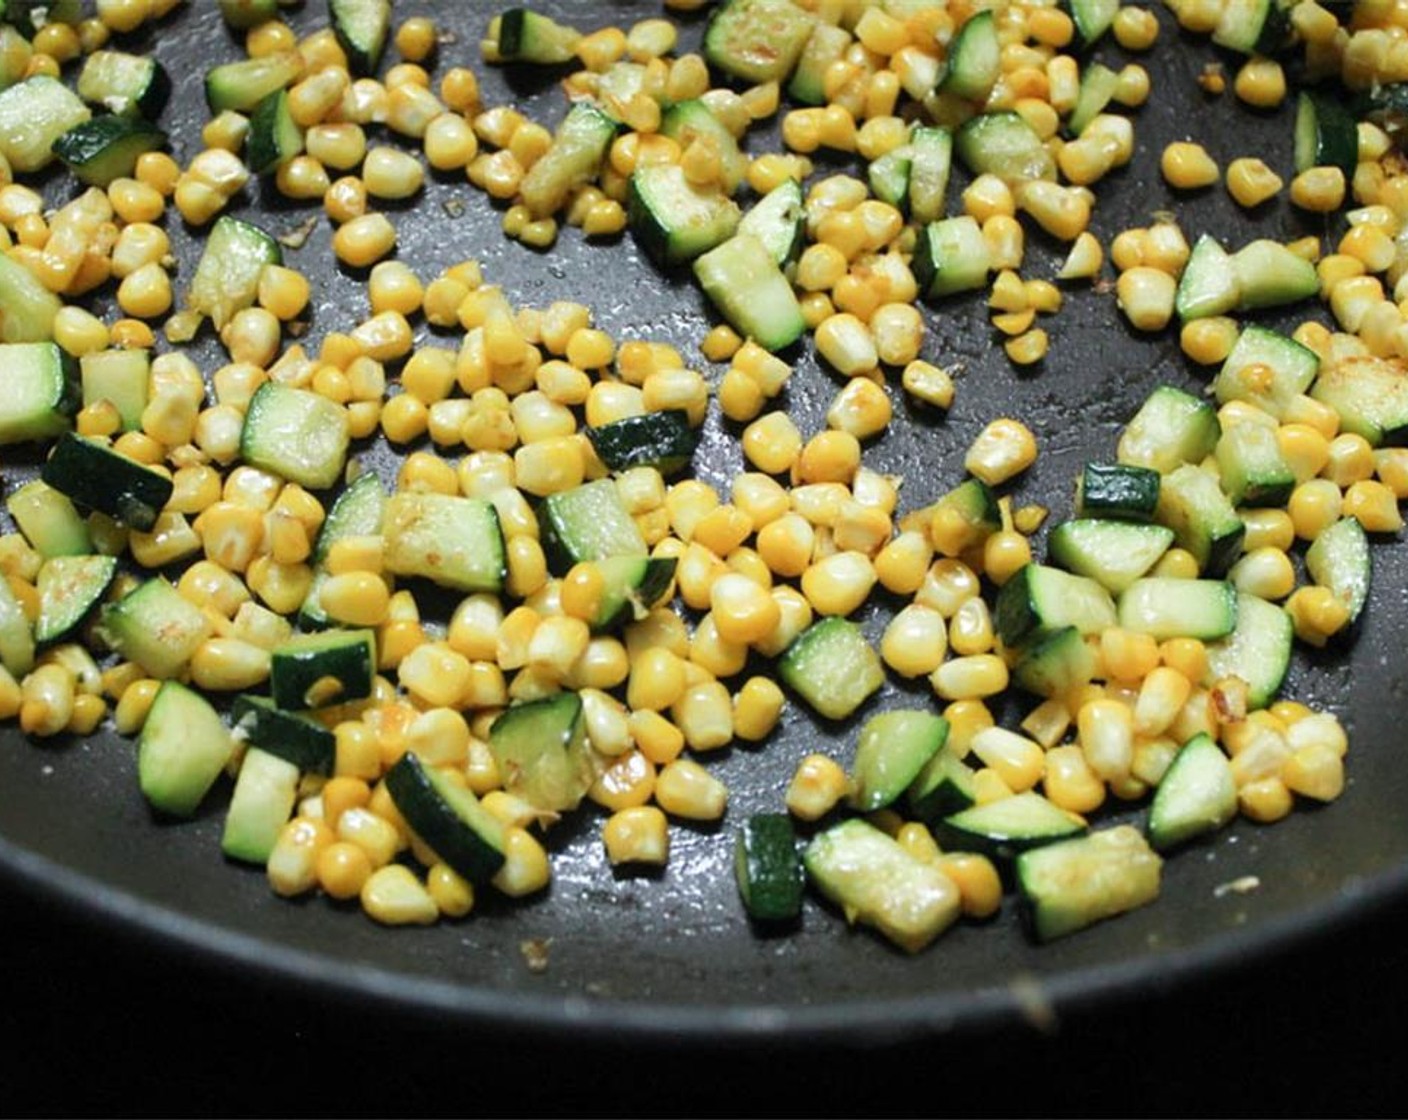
[0,342,78,444]
[269,629,377,711]
[735,813,804,923]
[245,89,303,175]
[40,432,173,532]
[231,695,337,774]
[488,691,595,813]
[51,114,166,187]
[34,554,118,645]
[586,410,699,476]
[384,751,507,885]
[77,50,172,120]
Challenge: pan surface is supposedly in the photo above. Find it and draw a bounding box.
[2,0,1407,1039]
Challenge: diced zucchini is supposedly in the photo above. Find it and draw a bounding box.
[1213,325,1319,420]
[1305,516,1371,627]
[0,255,63,345]
[737,178,806,267]
[7,481,90,558]
[1013,624,1099,699]
[99,578,211,680]
[630,163,741,267]
[1231,240,1319,312]
[868,144,912,211]
[0,576,35,678]
[1175,234,1240,322]
[77,50,172,119]
[803,818,962,953]
[954,110,1056,184]
[591,61,648,121]
[1203,591,1293,708]
[907,126,953,224]
[204,50,303,114]
[849,709,948,812]
[1310,349,1408,447]
[239,382,350,491]
[244,89,303,175]
[189,215,282,331]
[231,695,337,774]
[1294,89,1357,177]
[490,8,582,65]
[40,433,173,532]
[905,743,976,822]
[1215,422,1295,508]
[1156,464,1246,575]
[1147,734,1237,852]
[222,747,299,865]
[52,114,166,187]
[1016,825,1162,941]
[661,99,746,196]
[1067,62,1118,136]
[587,410,698,476]
[928,477,1002,553]
[1065,0,1120,48]
[138,681,235,817]
[0,75,90,173]
[939,791,1086,863]
[330,0,392,75]
[586,555,677,633]
[1213,0,1291,55]
[540,479,646,570]
[269,629,377,711]
[299,471,386,627]
[937,10,999,102]
[384,751,507,885]
[488,692,595,814]
[1118,577,1239,641]
[777,617,885,721]
[788,21,850,105]
[80,348,149,431]
[521,102,618,218]
[381,492,506,594]
[0,342,77,445]
[1075,462,1161,521]
[995,562,1117,649]
[735,813,805,923]
[913,215,991,298]
[693,233,807,351]
[34,554,116,645]
[704,0,816,85]
[1117,385,1221,475]
[1046,519,1175,593]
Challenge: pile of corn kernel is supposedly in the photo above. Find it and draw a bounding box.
[0,0,1401,946]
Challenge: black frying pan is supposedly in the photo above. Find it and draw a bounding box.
[2,0,1407,1043]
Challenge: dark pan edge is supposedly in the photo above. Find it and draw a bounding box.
[6,827,1405,1043]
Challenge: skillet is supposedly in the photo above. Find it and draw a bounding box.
[1,0,1407,1041]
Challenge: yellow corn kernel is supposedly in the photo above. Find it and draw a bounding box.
[964,418,1037,485]
[1117,266,1177,332]
[1290,166,1346,213]
[587,780,670,857]
[785,753,851,821]
[268,817,334,898]
[1161,141,1220,189]
[732,676,785,742]
[655,758,728,820]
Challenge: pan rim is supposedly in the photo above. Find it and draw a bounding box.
[4,826,1404,1041]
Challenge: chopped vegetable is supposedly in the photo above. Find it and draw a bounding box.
[0,0,1392,958]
